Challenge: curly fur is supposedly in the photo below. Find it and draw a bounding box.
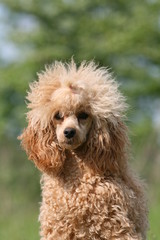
[19,60,148,240]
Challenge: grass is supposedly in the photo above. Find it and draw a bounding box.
[0,141,40,240]
[148,188,160,240]
[0,205,39,240]
[0,183,39,240]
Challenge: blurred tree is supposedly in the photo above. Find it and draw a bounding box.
[0,0,160,184]
[0,0,160,139]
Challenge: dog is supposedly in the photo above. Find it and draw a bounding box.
[19,60,148,239]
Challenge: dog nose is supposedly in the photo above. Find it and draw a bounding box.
[64,128,76,139]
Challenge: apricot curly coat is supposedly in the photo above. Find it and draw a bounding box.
[19,61,148,240]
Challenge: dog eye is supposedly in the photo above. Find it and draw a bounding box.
[77,112,89,120]
[54,112,63,120]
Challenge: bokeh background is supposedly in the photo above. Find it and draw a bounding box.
[0,1,160,239]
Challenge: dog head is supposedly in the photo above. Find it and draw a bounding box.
[19,60,128,175]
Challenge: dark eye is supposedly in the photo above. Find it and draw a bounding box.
[54,112,63,120]
[77,112,89,120]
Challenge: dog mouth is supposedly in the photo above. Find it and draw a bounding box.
[65,139,74,145]
[60,138,81,150]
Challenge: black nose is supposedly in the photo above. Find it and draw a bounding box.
[64,128,76,139]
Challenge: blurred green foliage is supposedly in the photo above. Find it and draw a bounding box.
[0,0,160,239]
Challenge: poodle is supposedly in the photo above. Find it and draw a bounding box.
[19,60,148,240]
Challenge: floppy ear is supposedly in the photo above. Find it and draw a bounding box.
[18,121,65,175]
[86,117,129,175]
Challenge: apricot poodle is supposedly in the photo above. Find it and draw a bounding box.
[19,61,148,240]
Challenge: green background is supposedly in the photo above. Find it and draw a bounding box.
[0,1,160,239]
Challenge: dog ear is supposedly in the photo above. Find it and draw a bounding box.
[86,117,129,174]
[18,121,65,175]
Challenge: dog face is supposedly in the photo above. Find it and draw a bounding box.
[53,110,92,150]
[48,82,93,150]
[19,61,128,175]
[50,86,92,149]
